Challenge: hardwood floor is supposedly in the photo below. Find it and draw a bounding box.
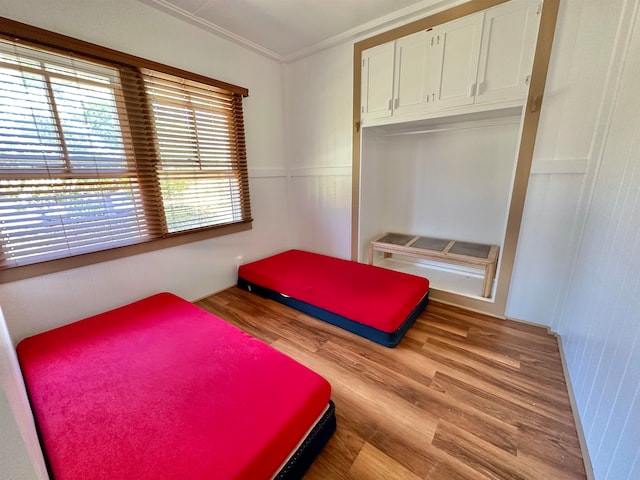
[196,287,587,480]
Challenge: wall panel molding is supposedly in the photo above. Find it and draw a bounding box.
[530,158,589,174]
[249,166,353,178]
[248,168,287,178]
[290,166,352,177]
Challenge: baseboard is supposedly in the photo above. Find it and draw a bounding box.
[556,335,596,480]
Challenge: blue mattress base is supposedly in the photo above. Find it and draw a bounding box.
[276,400,336,480]
[237,278,429,347]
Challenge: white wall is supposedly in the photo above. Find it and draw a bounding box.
[362,121,520,247]
[506,0,626,324]
[359,129,390,258]
[283,43,353,258]
[1,308,47,480]
[0,0,290,343]
[553,2,640,477]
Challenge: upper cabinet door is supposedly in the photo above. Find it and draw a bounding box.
[393,31,433,117]
[432,12,484,110]
[361,42,395,120]
[475,0,541,105]
[359,0,543,127]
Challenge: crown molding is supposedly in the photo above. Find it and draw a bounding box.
[139,0,467,63]
[138,0,284,61]
[281,0,465,62]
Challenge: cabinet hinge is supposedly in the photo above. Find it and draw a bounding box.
[537,3,542,14]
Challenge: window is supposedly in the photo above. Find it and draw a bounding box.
[0,26,251,278]
[141,70,250,233]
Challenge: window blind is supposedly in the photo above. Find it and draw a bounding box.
[140,69,251,233]
[0,33,250,272]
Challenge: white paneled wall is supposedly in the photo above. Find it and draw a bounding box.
[506,172,585,322]
[0,308,47,480]
[289,171,352,258]
[359,130,388,258]
[532,0,623,163]
[284,44,353,258]
[365,121,520,245]
[556,3,640,476]
[507,0,626,325]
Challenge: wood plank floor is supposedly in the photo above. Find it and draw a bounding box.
[196,287,587,480]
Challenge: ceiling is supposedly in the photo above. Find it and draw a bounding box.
[138,0,451,62]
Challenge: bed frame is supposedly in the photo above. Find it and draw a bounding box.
[238,249,430,347]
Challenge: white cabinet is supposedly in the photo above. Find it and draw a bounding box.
[433,12,483,110]
[361,42,394,120]
[393,31,431,116]
[360,0,542,124]
[476,0,541,104]
[391,13,483,117]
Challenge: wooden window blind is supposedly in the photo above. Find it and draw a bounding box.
[140,69,250,233]
[0,25,251,278]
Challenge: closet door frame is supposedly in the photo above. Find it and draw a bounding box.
[352,0,560,317]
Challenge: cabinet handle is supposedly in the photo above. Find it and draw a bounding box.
[388,99,393,111]
[394,98,399,109]
[469,83,477,97]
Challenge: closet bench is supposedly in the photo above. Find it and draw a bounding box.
[368,232,499,298]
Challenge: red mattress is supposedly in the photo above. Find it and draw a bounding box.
[17,293,332,480]
[238,250,429,345]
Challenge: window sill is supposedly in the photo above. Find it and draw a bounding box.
[0,220,252,284]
